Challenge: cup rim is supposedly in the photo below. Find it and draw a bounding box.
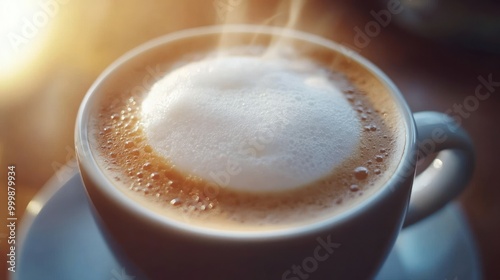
[75,24,416,240]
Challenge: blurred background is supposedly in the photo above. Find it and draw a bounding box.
[0,0,499,279]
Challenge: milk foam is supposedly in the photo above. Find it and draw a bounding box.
[141,56,361,193]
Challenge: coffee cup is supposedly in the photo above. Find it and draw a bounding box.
[75,25,474,279]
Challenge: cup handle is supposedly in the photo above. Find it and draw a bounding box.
[403,111,475,227]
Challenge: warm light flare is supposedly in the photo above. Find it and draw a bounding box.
[26,200,43,216]
[0,0,50,79]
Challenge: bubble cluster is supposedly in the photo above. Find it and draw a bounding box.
[96,96,219,214]
[342,88,394,195]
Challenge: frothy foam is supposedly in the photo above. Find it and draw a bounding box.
[141,56,361,193]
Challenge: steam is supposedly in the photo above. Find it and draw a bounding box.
[262,0,307,58]
[216,0,309,60]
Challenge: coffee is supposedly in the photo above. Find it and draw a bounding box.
[90,44,404,231]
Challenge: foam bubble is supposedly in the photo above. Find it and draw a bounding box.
[141,56,361,193]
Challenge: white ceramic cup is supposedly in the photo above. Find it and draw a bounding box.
[75,25,474,280]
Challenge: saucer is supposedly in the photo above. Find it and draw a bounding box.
[15,166,482,280]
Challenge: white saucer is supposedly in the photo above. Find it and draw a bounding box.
[15,166,482,280]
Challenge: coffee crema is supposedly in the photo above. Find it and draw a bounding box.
[90,46,402,230]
